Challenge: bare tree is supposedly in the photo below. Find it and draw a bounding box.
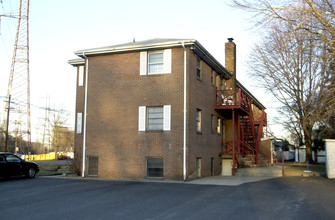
[248,20,331,161]
[230,0,335,55]
[53,126,74,153]
[275,106,304,146]
[230,0,335,161]
[48,107,73,156]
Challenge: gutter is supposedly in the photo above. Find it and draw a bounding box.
[191,42,232,79]
[81,52,89,178]
[181,42,187,181]
[75,41,195,57]
[68,58,85,66]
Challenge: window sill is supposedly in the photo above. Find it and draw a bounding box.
[145,130,164,133]
[145,72,171,75]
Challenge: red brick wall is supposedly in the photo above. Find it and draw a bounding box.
[74,47,225,180]
[187,50,223,179]
[74,65,85,174]
[79,49,185,179]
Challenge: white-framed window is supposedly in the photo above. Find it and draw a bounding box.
[148,52,164,74]
[196,109,202,133]
[76,112,83,134]
[147,106,164,130]
[140,49,171,75]
[138,105,171,131]
[78,65,84,87]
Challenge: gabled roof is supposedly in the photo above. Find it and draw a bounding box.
[69,38,265,110]
[72,38,233,79]
[74,38,196,57]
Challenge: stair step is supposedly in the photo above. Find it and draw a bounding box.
[236,167,282,177]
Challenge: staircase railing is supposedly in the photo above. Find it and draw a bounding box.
[243,142,256,156]
[258,141,272,166]
[215,89,251,113]
[243,142,256,167]
[218,89,269,169]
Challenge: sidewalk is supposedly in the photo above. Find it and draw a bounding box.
[45,174,279,186]
[188,175,278,186]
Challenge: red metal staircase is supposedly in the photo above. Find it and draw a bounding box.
[215,89,268,170]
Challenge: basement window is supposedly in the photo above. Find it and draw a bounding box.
[88,156,98,176]
[147,157,163,178]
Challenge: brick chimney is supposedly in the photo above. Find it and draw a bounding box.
[225,38,236,89]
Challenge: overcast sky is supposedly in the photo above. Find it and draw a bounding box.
[0,0,282,141]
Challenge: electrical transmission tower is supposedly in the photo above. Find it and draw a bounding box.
[42,97,52,154]
[0,0,31,154]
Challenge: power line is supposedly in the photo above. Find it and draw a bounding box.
[0,1,16,49]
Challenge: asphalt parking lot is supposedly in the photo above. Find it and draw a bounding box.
[1,176,335,220]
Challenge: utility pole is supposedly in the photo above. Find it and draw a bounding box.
[4,95,11,152]
[14,124,18,154]
[42,96,51,153]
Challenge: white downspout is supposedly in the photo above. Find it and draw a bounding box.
[182,42,187,181]
[82,52,89,178]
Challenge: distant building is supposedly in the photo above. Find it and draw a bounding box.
[69,38,267,180]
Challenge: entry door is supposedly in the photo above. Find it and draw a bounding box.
[196,158,201,178]
[211,158,214,176]
[222,119,225,141]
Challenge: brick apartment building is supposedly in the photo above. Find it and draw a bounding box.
[69,38,267,180]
